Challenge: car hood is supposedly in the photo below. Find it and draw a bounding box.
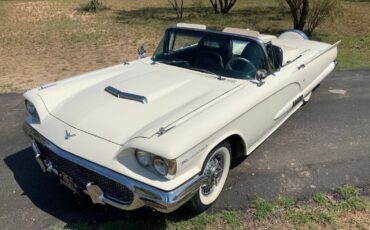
[39,61,242,145]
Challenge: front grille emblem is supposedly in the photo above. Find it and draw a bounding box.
[65,130,76,140]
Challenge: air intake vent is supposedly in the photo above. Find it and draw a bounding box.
[105,86,148,104]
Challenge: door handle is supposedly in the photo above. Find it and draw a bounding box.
[298,64,306,70]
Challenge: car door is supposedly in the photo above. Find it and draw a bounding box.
[264,65,305,125]
[241,68,303,149]
[231,43,304,149]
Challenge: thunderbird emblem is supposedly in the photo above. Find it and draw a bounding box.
[65,130,76,140]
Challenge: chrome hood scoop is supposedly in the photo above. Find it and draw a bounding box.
[104,86,148,104]
[39,62,241,145]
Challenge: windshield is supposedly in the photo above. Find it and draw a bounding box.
[152,28,268,79]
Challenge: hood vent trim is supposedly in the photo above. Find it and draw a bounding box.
[105,86,148,104]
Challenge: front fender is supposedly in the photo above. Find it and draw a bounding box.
[23,88,49,124]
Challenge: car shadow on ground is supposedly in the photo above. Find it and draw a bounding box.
[4,147,204,229]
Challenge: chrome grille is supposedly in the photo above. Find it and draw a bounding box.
[35,141,134,204]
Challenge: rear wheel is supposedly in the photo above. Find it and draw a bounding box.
[188,142,231,212]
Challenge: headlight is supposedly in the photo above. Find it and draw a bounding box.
[153,157,168,176]
[25,100,40,123]
[135,150,151,166]
[134,149,177,176]
[26,100,37,115]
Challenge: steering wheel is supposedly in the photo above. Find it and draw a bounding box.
[226,57,257,75]
[195,51,224,68]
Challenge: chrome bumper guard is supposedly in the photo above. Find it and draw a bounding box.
[23,122,204,213]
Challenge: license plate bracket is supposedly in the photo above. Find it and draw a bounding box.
[59,172,80,194]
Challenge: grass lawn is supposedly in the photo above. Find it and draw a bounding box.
[0,0,369,92]
[50,185,370,230]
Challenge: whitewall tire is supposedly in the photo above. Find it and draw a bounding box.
[188,142,231,212]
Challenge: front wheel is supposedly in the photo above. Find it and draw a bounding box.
[188,142,231,212]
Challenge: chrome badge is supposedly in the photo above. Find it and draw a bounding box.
[64,130,76,140]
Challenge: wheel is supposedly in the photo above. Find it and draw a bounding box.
[188,142,231,212]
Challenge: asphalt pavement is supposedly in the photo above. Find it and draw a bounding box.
[1,69,369,229]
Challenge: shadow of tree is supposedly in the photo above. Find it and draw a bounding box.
[3,147,201,229]
[114,5,291,34]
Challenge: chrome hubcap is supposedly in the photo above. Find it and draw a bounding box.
[201,151,224,196]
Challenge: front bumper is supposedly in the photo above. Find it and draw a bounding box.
[23,122,204,213]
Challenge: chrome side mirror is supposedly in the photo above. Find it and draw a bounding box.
[137,44,147,59]
[254,69,268,87]
[255,69,268,81]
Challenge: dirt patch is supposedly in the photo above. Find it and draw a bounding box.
[7,1,54,23]
[0,0,164,92]
[0,42,138,91]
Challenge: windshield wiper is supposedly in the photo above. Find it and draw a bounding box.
[186,66,226,80]
[151,59,190,65]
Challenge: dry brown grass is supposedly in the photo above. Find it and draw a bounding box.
[0,0,163,91]
[0,0,369,92]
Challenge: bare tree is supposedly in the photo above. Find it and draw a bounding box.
[209,0,238,14]
[306,0,341,35]
[285,0,309,31]
[284,0,341,35]
[167,0,184,18]
[79,0,108,12]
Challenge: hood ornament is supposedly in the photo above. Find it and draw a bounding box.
[65,130,76,140]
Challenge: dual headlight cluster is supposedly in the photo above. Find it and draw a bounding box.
[25,99,175,176]
[135,149,176,176]
[25,100,40,123]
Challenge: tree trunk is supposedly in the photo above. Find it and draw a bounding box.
[285,0,309,31]
[210,0,237,14]
[297,0,309,30]
[168,0,183,18]
[221,0,237,14]
[210,0,220,14]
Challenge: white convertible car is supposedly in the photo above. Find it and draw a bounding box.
[23,23,339,213]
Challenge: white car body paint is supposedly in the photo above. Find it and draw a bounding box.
[23,28,339,194]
